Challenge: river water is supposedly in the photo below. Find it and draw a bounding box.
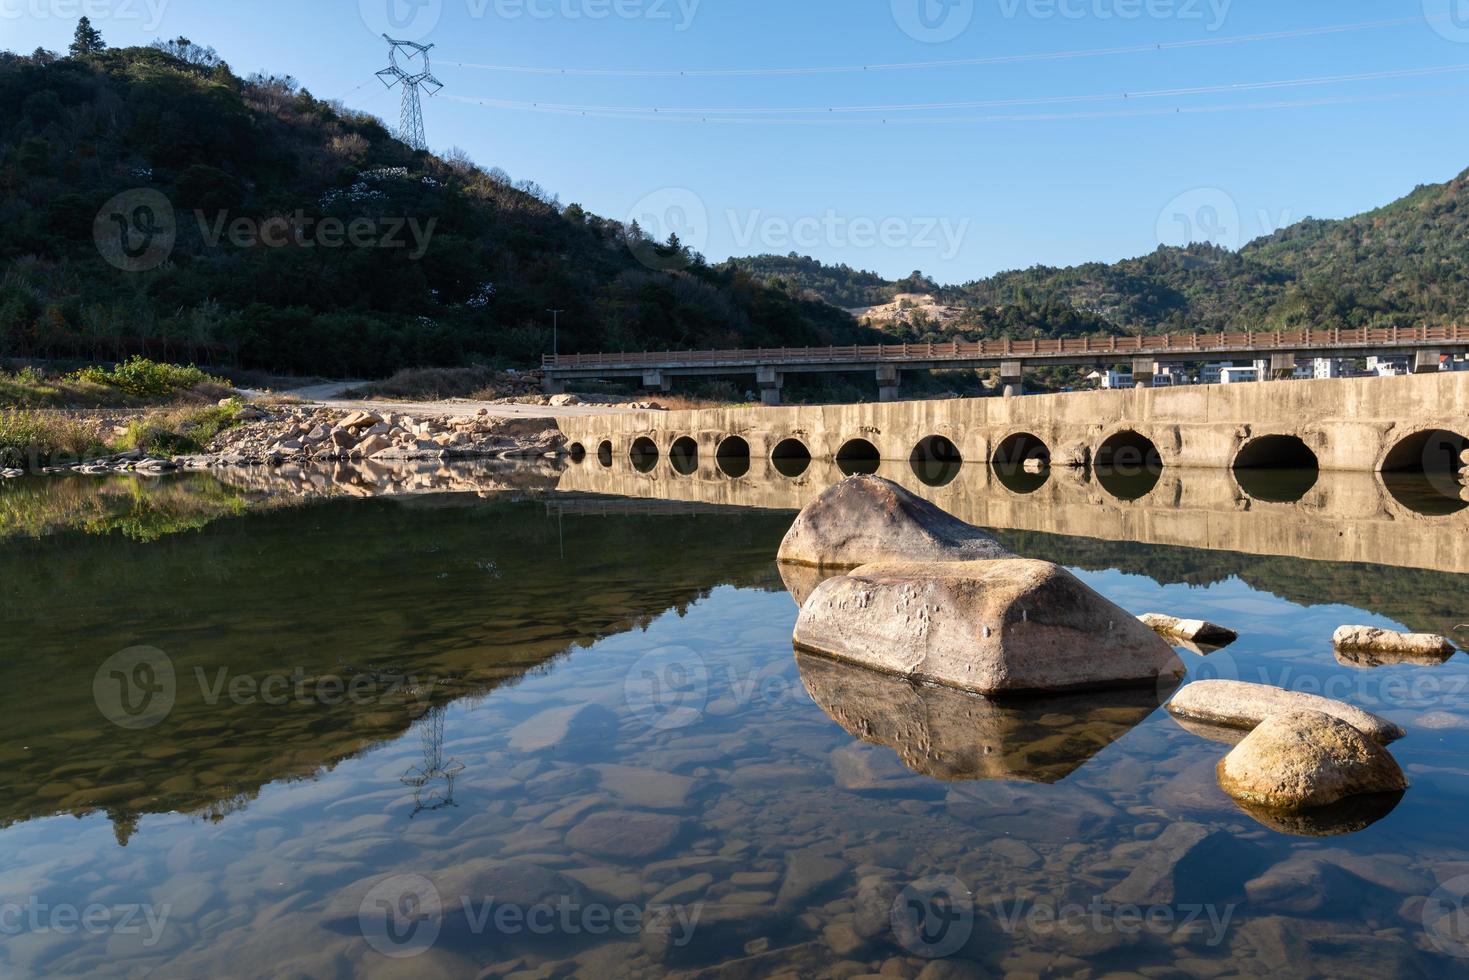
[2,458,1468,978]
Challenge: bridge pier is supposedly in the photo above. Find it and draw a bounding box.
[757,366,784,406]
[1268,352,1298,380]
[641,370,674,393]
[1133,359,1160,389]
[876,365,901,403]
[1000,360,1024,397]
[1415,350,1442,374]
[542,375,566,395]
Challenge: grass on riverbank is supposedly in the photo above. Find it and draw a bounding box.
[2,400,251,469]
[0,359,235,409]
[0,409,109,468]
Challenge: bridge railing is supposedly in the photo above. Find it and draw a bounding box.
[543,324,1466,370]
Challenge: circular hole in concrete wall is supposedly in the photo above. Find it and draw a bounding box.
[771,438,812,478]
[1233,435,1319,503]
[630,436,660,474]
[669,436,699,476]
[1095,430,1162,501]
[716,436,751,478]
[837,438,882,476]
[910,435,963,487]
[596,441,613,468]
[1381,427,1469,515]
[992,432,1050,494]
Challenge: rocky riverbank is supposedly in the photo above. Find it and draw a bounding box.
[4,403,567,478]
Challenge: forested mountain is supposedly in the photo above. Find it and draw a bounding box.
[721,254,932,310]
[0,37,878,377]
[743,169,1469,344]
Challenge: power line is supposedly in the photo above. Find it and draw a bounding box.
[441,87,1466,127]
[439,63,1469,119]
[437,15,1425,79]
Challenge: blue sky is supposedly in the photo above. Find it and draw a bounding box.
[5,0,1469,280]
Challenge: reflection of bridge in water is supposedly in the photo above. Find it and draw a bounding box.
[556,451,1469,576]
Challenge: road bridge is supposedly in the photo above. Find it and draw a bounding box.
[542,325,1469,403]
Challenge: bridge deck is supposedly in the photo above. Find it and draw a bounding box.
[544,324,1468,375]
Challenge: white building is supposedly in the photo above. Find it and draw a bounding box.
[1100,370,1134,390]
[1201,362,1230,384]
[1220,366,1260,384]
[1292,357,1349,380]
[1368,355,1411,377]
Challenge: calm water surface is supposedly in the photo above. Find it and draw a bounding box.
[2,466,1468,979]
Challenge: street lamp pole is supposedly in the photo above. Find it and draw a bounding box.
[546,309,564,356]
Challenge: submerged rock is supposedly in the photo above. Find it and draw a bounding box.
[792,559,1184,695]
[1139,613,1239,647]
[776,475,1012,569]
[1167,679,1404,744]
[1331,626,1456,665]
[796,651,1169,783]
[1216,709,1409,811]
[1102,821,1266,905]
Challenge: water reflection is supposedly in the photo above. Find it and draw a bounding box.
[1230,791,1405,838]
[797,652,1172,783]
[1093,463,1162,502]
[1235,466,1320,503]
[558,453,1469,578]
[1382,470,1469,516]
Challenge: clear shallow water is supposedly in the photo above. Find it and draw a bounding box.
[2,473,1469,978]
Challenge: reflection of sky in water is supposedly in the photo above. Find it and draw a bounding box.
[2,492,1469,977]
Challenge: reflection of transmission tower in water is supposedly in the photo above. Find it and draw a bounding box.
[377,35,443,151]
[400,696,464,816]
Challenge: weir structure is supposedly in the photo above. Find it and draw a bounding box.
[556,371,1469,477]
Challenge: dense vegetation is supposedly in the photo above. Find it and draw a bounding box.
[0,34,878,378]
[739,169,1469,343]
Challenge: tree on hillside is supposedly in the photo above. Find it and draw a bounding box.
[68,17,105,57]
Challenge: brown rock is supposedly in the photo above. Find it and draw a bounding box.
[1331,626,1456,666]
[1167,680,1404,744]
[793,559,1184,695]
[777,475,1012,569]
[1217,709,1409,810]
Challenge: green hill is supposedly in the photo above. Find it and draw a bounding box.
[738,169,1469,344]
[0,39,878,377]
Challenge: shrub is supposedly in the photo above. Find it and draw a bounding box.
[121,401,245,455]
[72,358,231,399]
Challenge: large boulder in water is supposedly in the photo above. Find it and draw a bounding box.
[777,475,1012,569]
[1332,625,1456,666]
[1216,709,1409,810]
[1167,680,1404,745]
[792,559,1185,695]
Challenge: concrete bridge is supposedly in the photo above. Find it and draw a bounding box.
[556,371,1469,480]
[542,324,1469,403]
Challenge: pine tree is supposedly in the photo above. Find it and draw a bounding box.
[69,17,105,57]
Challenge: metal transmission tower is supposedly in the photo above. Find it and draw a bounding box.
[376,35,443,151]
